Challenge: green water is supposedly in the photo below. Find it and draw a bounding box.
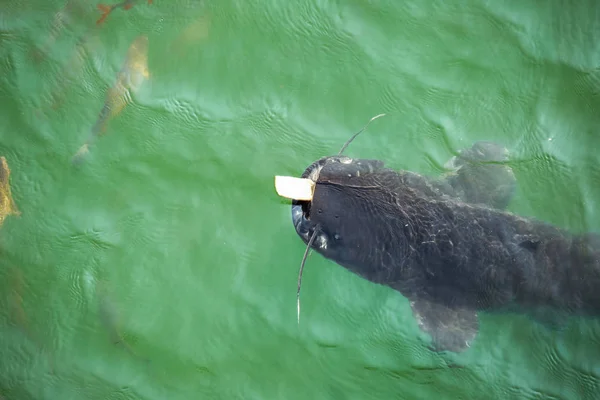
[1,0,600,398]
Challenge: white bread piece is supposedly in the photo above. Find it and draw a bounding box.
[274,176,315,201]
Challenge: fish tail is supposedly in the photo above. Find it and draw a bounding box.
[96,4,112,25]
[72,143,90,165]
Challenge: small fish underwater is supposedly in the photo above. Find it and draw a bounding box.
[275,115,600,353]
[96,281,148,362]
[72,35,150,165]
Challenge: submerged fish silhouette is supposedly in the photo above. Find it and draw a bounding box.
[95,280,152,365]
[72,35,150,164]
[43,33,101,113]
[31,0,88,63]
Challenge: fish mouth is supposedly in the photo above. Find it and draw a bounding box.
[291,155,354,245]
[291,157,324,244]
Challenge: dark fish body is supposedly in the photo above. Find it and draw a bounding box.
[290,143,600,352]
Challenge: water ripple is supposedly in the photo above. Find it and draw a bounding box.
[481,0,600,70]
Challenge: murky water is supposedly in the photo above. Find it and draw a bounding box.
[1,0,599,399]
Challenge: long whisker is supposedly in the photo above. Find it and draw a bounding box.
[298,226,320,325]
[338,113,386,155]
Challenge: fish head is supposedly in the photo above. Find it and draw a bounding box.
[291,156,387,264]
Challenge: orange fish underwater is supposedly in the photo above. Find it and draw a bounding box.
[72,35,150,164]
[97,0,153,25]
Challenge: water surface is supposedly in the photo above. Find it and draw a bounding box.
[1,0,599,399]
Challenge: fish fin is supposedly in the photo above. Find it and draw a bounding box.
[409,298,479,353]
[96,4,112,25]
[123,3,133,10]
[443,141,516,210]
[147,0,153,3]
